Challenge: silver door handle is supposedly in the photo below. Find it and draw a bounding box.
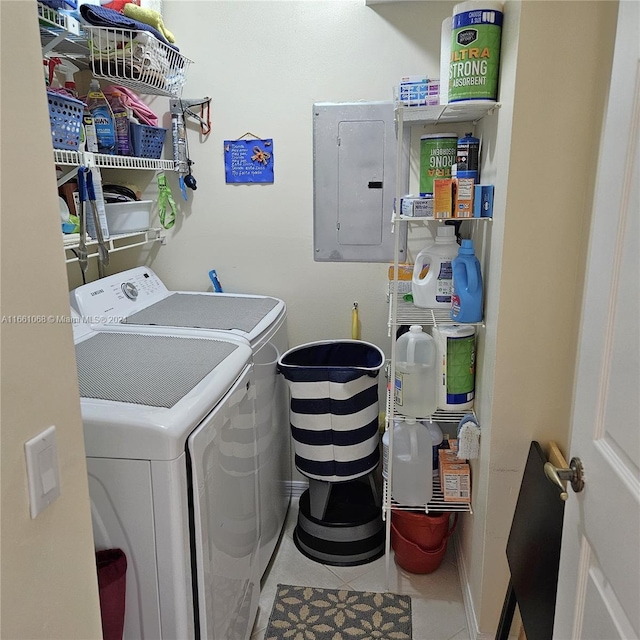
[544,457,585,501]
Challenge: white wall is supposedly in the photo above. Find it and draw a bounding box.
[117,0,457,356]
[0,2,103,637]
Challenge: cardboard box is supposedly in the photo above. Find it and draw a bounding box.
[401,196,434,218]
[473,184,495,218]
[434,178,455,219]
[454,178,475,218]
[440,462,471,503]
[438,448,459,467]
[388,264,413,294]
[399,76,439,107]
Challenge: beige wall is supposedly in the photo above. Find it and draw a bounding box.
[465,1,618,635]
[0,2,103,638]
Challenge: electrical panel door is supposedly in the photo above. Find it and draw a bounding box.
[313,102,406,262]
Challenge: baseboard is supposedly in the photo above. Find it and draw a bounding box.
[454,533,484,639]
[454,535,519,640]
[288,480,308,499]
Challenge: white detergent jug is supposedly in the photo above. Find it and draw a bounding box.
[395,325,438,418]
[412,225,459,308]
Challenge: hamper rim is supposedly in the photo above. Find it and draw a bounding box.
[277,339,385,371]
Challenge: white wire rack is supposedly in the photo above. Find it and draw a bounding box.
[54,149,173,170]
[63,228,163,264]
[382,477,473,516]
[38,3,192,97]
[85,26,191,97]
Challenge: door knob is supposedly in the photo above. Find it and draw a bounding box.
[544,457,585,501]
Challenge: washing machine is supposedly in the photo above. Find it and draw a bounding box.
[70,267,291,577]
[73,318,259,639]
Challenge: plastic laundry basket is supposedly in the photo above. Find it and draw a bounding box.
[277,340,385,483]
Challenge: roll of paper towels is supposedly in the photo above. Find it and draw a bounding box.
[433,325,476,410]
[440,15,452,105]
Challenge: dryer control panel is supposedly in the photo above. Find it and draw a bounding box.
[71,267,168,323]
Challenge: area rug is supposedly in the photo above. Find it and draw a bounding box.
[265,584,412,640]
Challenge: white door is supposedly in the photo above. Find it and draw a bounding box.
[553,2,640,638]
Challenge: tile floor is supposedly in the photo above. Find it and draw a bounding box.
[250,498,470,640]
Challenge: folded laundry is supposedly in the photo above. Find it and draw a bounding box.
[89,30,186,93]
[80,4,179,51]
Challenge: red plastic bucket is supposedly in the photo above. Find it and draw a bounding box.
[391,511,458,574]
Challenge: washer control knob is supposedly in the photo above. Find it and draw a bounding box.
[122,282,138,300]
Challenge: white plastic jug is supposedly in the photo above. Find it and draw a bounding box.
[391,418,433,506]
[412,225,459,308]
[395,325,438,418]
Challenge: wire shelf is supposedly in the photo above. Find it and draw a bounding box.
[63,228,163,264]
[395,100,501,126]
[38,2,88,59]
[54,150,174,171]
[387,293,484,331]
[384,385,473,426]
[382,478,472,515]
[85,26,191,97]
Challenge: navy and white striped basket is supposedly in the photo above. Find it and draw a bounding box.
[278,340,385,483]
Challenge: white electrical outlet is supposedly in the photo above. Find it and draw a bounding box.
[24,425,61,518]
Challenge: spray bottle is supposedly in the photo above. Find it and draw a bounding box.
[87,79,116,155]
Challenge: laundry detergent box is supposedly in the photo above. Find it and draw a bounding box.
[399,75,428,106]
[473,184,495,218]
[454,178,475,218]
[434,178,455,219]
[440,462,471,503]
[388,264,413,294]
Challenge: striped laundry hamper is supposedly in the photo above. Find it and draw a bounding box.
[278,340,386,566]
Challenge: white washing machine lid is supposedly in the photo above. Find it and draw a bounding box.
[75,329,252,461]
[70,267,286,346]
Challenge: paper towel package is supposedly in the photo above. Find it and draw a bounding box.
[433,325,476,410]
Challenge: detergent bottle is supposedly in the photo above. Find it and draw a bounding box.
[412,225,459,308]
[87,79,116,155]
[107,90,131,156]
[390,418,433,506]
[394,325,438,418]
[451,239,483,323]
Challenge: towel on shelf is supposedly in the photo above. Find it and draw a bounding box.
[79,4,179,50]
[104,85,158,126]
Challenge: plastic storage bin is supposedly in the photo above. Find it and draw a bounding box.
[129,122,167,159]
[104,200,152,234]
[47,90,85,150]
[277,340,385,483]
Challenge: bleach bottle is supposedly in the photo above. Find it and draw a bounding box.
[412,225,459,308]
[395,325,438,418]
[451,239,483,323]
[390,418,433,506]
[87,79,116,155]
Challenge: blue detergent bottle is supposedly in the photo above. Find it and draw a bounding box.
[451,239,483,323]
[87,79,116,155]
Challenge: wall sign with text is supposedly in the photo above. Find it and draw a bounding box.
[224,138,274,184]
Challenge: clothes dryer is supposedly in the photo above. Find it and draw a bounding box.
[71,267,291,576]
[73,319,258,639]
